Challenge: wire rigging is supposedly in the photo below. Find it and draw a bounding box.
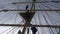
[38,5,44,34]
[42,11,55,34]
[45,11,58,32]
[0,0,60,34]
[46,11,57,25]
[0,27,12,34]
[38,4,43,25]
[40,2,60,24]
[0,13,12,24]
[46,11,56,25]
[14,12,17,23]
[46,11,59,34]
[13,27,20,34]
[1,12,16,24]
[40,3,53,10]
[43,3,60,9]
[6,27,16,34]
[45,11,60,33]
[34,13,37,24]
[0,12,10,18]
[46,11,60,25]
[41,11,47,34]
[38,11,42,25]
[45,11,56,34]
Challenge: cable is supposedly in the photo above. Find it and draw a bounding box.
[0,13,13,24]
[37,11,42,25]
[30,0,36,12]
[0,26,16,34]
[14,13,17,23]
[43,3,60,9]
[0,12,10,18]
[38,5,43,25]
[46,11,56,25]
[40,3,60,24]
[40,3,52,10]
[34,14,37,25]
[0,27,12,34]
[38,6,43,34]
[0,27,19,34]
[43,4,59,14]
[41,11,47,34]
[6,27,16,34]
[42,11,55,34]
[45,11,56,34]
[0,12,11,19]
[45,11,60,33]
[12,27,19,34]
[46,12,57,32]
[46,11,60,25]
[1,12,16,24]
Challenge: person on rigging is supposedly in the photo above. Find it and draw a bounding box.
[26,5,29,10]
[31,27,37,34]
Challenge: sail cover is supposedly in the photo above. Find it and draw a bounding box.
[0,0,60,34]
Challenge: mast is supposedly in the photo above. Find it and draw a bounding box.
[19,0,36,34]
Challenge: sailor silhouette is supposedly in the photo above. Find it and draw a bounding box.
[31,27,37,34]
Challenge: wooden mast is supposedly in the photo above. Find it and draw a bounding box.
[19,0,36,34]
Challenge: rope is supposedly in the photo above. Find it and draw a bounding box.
[0,12,15,24]
[40,3,52,10]
[43,3,60,9]
[45,11,58,32]
[38,6,42,34]
[38,11,42,25]
[46,11,60,25]
[42,11,55,34]
[14,13,17,23]
[0,27,12,34]
[6,27,16,34]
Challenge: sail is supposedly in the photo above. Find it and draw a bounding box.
[0,0,60,34]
